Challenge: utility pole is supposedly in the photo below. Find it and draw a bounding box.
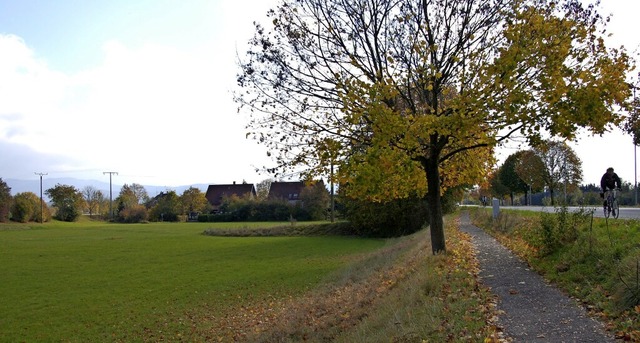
[103,171,118,220]
[34,172,47,223]
[634,85,638,206]
[330,160,335,223]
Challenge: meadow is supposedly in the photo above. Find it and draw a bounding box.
[0,219,386,342]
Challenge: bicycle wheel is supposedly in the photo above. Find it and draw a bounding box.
[613,199,620,219]
[604,197,611,218]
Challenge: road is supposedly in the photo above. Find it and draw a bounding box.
[496,205,640,220]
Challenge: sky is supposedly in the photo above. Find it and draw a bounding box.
[0,1,639,190]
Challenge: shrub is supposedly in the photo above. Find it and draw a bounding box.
[57,203,81,222]
[205,199,311,223]
[613,249,640,312]
[117,205,149,223]
[538,212,559,256]
[148,191,181,222]
[341,194,429,238]
[11,192,38,223]
[526,205,589,256]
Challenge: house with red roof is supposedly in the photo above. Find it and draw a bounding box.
[267,180,325,205]
[205,182,256,212]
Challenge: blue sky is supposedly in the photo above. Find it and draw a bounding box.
[0,0,639,189]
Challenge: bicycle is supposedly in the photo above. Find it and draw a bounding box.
[603,188,620,219]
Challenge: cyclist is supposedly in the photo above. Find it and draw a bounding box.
[600,167,621,208]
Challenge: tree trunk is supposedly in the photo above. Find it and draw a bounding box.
[424,158,446,255]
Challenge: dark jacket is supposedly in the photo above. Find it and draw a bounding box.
[600,172,621,190]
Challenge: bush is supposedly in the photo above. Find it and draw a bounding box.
[526,205,589,256]
[202,199,312,223]
[250,201,293,221]
[57,205,80,222]
[148,191,181,222]
[613,249,640,312]
[538,213,559,256]
[117,205,149,223]
[341,195,429,238]
[11,192,37,223]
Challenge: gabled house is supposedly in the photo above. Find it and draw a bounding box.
[145,191,168,209]
[205,182,256,212]
[268,180,325,205]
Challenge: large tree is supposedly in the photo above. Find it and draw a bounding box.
[299,181,330,220]
[46,184,85,222]
[255,179,273,200]
[532,140,583,205]
[82,186,104,218]
[116,183,149,211]
[149,191,181,222]
[179,187,210,215]
[236,0,632,253]
[515,149,547,201]
[623,78,640,145]
[488,168,510,203]
[499,152,529,205]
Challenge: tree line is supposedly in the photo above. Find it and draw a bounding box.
[0,175,459,238]
[0,178,334,224]
[0,179,211,223]
[473,139,636,206]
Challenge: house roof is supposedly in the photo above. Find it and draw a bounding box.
[146,191,172,208]
[205,183,256,207]
[268,180,324,201]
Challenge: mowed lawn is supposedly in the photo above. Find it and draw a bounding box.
[0,219,385,342]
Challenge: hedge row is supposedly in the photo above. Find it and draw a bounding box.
[197,203,319,222]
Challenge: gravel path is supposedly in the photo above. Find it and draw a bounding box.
[458,212,616,342]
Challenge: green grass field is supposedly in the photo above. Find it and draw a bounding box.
[0,219,385,342]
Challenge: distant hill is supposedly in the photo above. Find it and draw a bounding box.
[3,177,210,201]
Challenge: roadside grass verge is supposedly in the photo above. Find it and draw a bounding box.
[220,215,500,342]
[470,207,640,341]
[0,220,384,342]
[202,221,356,237]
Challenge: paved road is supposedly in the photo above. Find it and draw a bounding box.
[459,212,616,342]
[489,205,640,220]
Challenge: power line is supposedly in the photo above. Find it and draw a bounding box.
[103,171,118,220]
[34,172,47,223]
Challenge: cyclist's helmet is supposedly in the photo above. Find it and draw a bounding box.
[607,167,614,172]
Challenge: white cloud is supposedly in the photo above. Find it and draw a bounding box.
[0,33,271,186]
[0,34,69,146]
